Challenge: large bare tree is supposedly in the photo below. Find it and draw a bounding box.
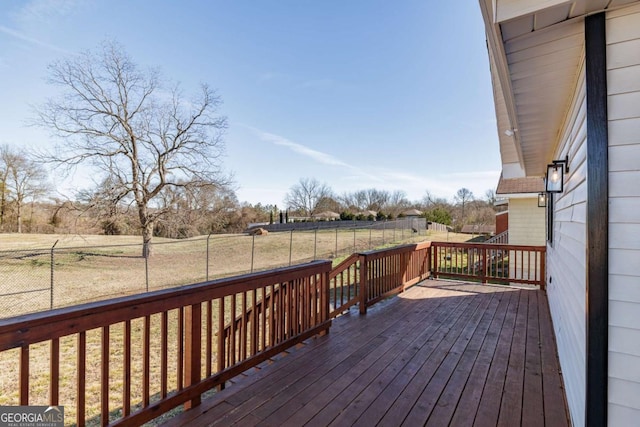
[35,41,228,256]
[284,178,332,217]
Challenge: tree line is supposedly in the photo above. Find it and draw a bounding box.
[283,177,497,231]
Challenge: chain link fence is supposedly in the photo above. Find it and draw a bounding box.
[0,218,435,319]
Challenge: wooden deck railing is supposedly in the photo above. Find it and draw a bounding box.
[0,261,331,426]
[431,242,546,288]
[0,240,548,426]
[358,242,432,314]
[328,254,360,318]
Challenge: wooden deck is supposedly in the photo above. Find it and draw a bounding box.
[164,280,570,426]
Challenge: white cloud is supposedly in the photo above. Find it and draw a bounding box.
[0,25,73,54]
[11,0,83,27]
[254,129,382,182]
[245,127,500,204]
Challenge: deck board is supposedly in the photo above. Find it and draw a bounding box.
[162,280,570,427]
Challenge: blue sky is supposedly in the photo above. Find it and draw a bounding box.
[0,0,500,206]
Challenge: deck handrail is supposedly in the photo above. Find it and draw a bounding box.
[430,241,546,288]
[0,260,332,426]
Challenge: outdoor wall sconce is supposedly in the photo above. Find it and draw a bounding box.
[545,155,569,193]
[538,192,547,207]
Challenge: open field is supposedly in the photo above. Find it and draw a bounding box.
[0,228,471,318]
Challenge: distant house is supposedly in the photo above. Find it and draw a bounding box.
[495,175,545,246]
[311,211,340,221]
[480,1,640,425]
[402,209,423,217]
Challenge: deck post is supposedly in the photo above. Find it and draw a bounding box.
[359,254,368,315]
[585,12,609,426]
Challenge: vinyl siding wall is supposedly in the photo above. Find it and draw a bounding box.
[606,5,640,425]
[506,198,545,246]
[546,60,587,427]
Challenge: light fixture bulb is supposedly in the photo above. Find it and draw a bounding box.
[550,167,560,182]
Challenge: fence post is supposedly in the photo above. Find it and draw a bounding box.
[353,228,356,253]
[359,254,368,315]
[382,222,385,245]
[289,229,293,266]
[50,240,58,310]
[206,233,212,281]
[314,228,318,260]
[251,234,255,273]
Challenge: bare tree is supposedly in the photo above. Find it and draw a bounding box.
[387,190,410,216]
[454,187,474,226]
[284,178,332,217]
[485,188,497,206]
[35,41,228,256]
[0,145,11,230]
[1,147,48,233]
[77,176,132,235]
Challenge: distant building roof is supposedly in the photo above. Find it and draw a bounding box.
[312,210,340,219]
[403,209,423,216]
[496,176,544,195]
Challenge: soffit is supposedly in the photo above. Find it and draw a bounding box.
[486,0,640,176]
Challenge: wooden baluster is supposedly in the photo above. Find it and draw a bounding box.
[432,244,438,279]
[177,307,184,391]
[77,332,86,427]
[241,292,247,361]
[217,297,225,391]
[143,315,150,407]
[230,294,237,365]
[482,247,488,284]
[123,320,131,416]
[50,338,59,406]
[20,345,29,405]
[206,301,212,377]
[251,290,258,357]
[101,326,109,427]
[184,303,202,410]
[359,254,368,314]
[160,312,168,398]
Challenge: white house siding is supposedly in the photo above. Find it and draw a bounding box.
[607,4,640,425]
[507,198,545,246]
[546,59,587,427]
